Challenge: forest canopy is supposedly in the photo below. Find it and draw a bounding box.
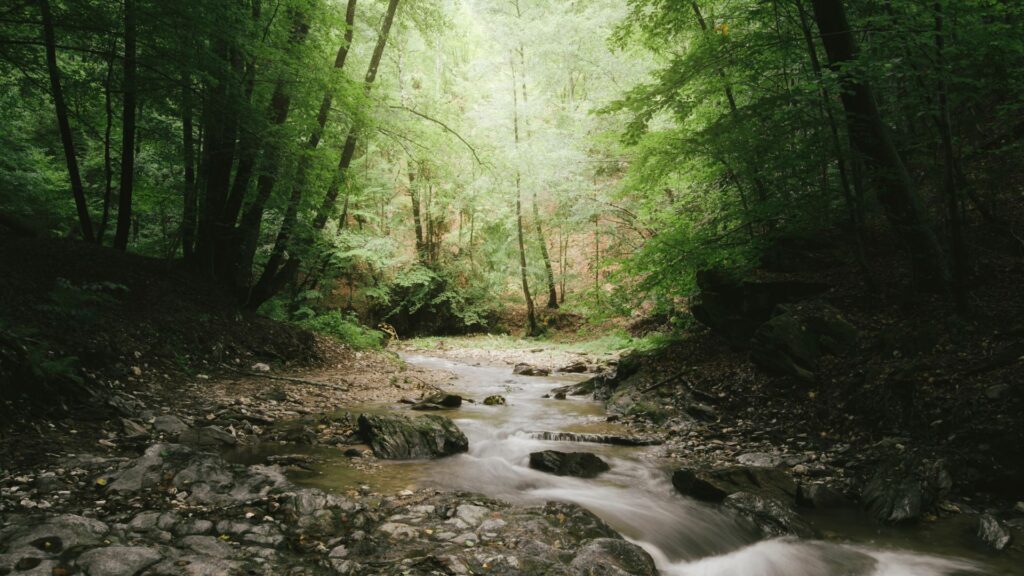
[1,0,1022,335]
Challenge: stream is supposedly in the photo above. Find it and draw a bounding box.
[235,353,1011,575]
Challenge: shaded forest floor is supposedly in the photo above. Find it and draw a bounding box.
[0,236,448,471]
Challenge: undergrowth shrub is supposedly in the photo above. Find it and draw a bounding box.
[298,311,383,350]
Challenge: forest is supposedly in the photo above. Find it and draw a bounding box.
[1,0,1023,574]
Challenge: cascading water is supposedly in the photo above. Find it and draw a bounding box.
[402,354,991,576]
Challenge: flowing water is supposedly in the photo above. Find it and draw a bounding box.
[231,353,1018,575]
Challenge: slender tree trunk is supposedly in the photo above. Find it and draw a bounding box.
[513,37,558,309]
[314,0,399,228]
[408,166,425,259]
[181,73,198,262]
[795,0,871,281]
[249,0,358,303]
[40,0,94,242]
[97,47,116,244]
[512,59,538,335]
[113,0,137,251]
[810,0,949,289]
[934,1,967,312]
[248,0,396,308]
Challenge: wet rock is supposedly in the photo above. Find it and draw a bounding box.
[153,415,190,437]
[554,391,568,400]
[514,363,550,376]
[862,458,951,524]
[723,492,816,538]
[797,483,850,509]
[672,466,797,503]
[179,425,237,447]
[76,546,162,576]
[569,538,658,576]
[530,431,661,446]
[483,395,507,406]
[750,303,857,381]
[558,361,591,374]
[417,392,463,409]
[357,413,469,459]
[529,451,610,478]
[977,514,1012,551]
[542,501,620,541]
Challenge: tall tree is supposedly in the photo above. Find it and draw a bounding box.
[113,0,138,251]
[810,0,949,288]
[39,0,94,242]
[512,59,539,335]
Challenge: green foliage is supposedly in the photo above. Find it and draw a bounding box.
[298,311,384,350]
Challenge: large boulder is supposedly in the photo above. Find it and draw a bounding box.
[569,538,658,576]
[750,302,857,381]
[690,268,829,344]
[514,363,550,376]
[862,457,951,524]
[977,514,1012,551]
[672,466,797,504]
[723,492,816,538]
[357,413,469,460]
[529,451,610,478]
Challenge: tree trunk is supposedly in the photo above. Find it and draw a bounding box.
[97,46,116,244]
[113,0,138,251]
[249,0,358,302]
[181,73,198,262]
[248,0,396,309]
[795,0,871,282]
[532,192,558,309]
[40,0,94,242]
[409,166,425,259]
[313,0,399,226]
[810,0,949,289]
[934,1,967,311]
[512,59,538,335]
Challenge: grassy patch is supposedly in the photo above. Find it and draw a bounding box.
[298,312,384,350]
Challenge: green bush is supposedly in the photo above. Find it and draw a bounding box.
[298,311,384,350]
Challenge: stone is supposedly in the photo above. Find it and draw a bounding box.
[724,492,816,538]
[568,538,658,576]
[529,450,610,478]
[179,425,237,447]
[3,514,109,551]
[153,415,190,436]
[862,458,951,524]
[120,418,149,438]
[689,268,829,344]
[736,452,784,468]
[672,466,797,503]
[420,393,463,408]
[483,395,507,406]
[76,546,161,576]
[513,363,550,376]
[180,535,233,557]
[357,413,469,459]
[750,303,857,381]
[977,514,1012,551]
[129,511,160,532]
[558,361,590,374]
[796,483,850,509]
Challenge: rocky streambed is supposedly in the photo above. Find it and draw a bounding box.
[2,349,1021,575]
